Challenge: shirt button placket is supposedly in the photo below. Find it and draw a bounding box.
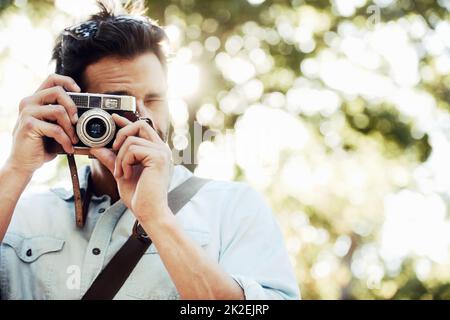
[80,199,126,295]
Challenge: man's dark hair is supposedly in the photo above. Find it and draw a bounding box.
[52,2,168,90]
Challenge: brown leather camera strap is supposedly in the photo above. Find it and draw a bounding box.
[81,175,209,300]
[67,154,92,228]
[67,117,152,228]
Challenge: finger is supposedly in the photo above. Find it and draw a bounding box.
[30,118,74,154]
[121,145,150,179]
[115,136,153,178]
[117,138,154,179]
[26,105,78,144]
[111,113,132,128]
[36,74,81,93]
[89,148,117,174]
[111,113,140,151]
[32,86,78,124]
[112,117,161,151]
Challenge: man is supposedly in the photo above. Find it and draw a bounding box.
[0,4,300,300]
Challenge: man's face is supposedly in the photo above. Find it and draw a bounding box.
[83,52,169,142]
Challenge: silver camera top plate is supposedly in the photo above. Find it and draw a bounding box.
[67,92,136,112]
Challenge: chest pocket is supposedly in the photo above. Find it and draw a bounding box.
[2,233,65,263]
[0,233,65,299]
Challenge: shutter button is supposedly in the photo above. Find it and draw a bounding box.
[92,248,101,255]
[26,249,32,257]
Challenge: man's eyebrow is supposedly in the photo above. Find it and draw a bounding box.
[104,91,164,99]
[104,90,132,96]
[144,93,165,100]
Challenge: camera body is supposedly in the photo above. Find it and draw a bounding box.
[44,92,142,155]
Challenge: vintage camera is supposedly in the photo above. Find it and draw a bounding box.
[44,92,149,155]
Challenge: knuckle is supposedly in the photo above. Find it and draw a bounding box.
[19,96,31,111]
[122,135,134,145]
[22,117,35,131]
[121,138,132,150]
[45,74,55,83]
[54,105,65,115]
[20,110,29,119]
[116,128,125,138]
[52,125,64,136]
[20,106,32,117]
[49,86,64,99]
[130,121,141,130]
[57,87,75,107]
[139,121,151,132]
[47,87,58,98]
[56,85,65,95]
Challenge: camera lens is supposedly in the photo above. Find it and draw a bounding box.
[86,118,107,139]
[76,108,116,148]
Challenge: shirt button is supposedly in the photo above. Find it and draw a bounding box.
[26,249,32,257]
[98,208,105,213]
[92,248,101,255]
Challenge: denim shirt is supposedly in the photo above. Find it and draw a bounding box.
[0,165,300,300]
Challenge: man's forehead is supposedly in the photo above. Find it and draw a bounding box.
[83,52,167,96]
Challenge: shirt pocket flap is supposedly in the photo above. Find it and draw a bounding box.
[2,233,65,263]
[145,229,211,254]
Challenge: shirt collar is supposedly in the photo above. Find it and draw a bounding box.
[50,164,210,239]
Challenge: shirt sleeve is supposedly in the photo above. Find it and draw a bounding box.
[218,184,301,300]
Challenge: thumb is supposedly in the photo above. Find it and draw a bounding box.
[89,148,116,174]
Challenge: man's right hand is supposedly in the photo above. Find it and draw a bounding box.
[5,74,81,176]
